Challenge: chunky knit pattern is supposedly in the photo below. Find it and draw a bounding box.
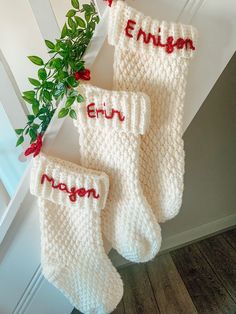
[108,1,198,222]
[74,84,162,263]
[30,153,123,314]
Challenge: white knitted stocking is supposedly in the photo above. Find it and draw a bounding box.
[74,84,161,263]
[108,1,198,222]
[30,153,123,314]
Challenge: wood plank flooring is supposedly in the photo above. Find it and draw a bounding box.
[72,228,236,314]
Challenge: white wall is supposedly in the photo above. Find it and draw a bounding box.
[0,0,48,92]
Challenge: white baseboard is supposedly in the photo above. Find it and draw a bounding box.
[161,213,236,252]
[13,265,72,314]
[112,213,236,268]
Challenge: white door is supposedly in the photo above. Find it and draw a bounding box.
[0,1,235,313]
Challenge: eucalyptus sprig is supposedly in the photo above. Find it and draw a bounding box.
[15,0,99,148]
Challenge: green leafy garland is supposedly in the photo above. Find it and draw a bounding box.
[15,0,99,148]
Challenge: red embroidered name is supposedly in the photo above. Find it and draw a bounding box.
[87,103,125,122]
[125,19,195,54]
[41,174,100,203]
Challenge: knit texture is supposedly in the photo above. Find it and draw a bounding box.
[74,84,162,263]
[108,1,198,222]
[30,153,123,314]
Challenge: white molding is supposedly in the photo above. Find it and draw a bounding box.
[177,0,206,24]
[0,50,28,128]
[13,266,44,314]
[12,263,73,314]
[0,168,31,245]
[83,7,109,68]
[161,213,236,252]
[0,179,10,216]
[94,0,107,17]
[28,0,60,41]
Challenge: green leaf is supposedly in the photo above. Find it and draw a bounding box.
[94,16,100,24]
[28,77,41,87]
[68,60,76,71]
[90,2,96,13]
[38,115,46,121]
[23,90,35,100]
[66,9,76,17]
[44,81,54,90]
[55,70,68,81]
[71,0,79,9]
[43,90,52,101]
[75,61,85,71]
[38,68,47,80]
[27,114,35,122]
[61,23,68,38]
[82,4,93,12]
[65,96,76,107]
[77,94,84,102]
[28,56,44,66]
[29,128,37,142]
[85,12,91,22]
[58,51,67,58]
[54,41,61,52]
[90,21,96,31]
[46,60,54,69]
[16,135,24,147]
[69,109,77,119]
[75,16,86,28]
[84,32,92,40]
[52,58,63,69]
[32,123,40,129]
[58,41,67,50]
[68,89,78,97]
[23,96,34,105]
[32,100,39,115]
[67,76,78,87]
[39,107,49,114]
[45,40,55,49]
[15,128,24,135]
[58,108,69,118]
[68,17,76,29]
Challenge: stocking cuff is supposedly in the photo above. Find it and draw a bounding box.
[74,84,150,135]
[108,1,198,59]
[30,153,109,212]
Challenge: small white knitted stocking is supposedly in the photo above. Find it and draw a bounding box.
[108,1,198,222]
[30,153,123,314]
[74,84,161,263]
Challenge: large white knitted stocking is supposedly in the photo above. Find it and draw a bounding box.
[108,1,198,222]
[30,153,123,314]
[74,84,161,263]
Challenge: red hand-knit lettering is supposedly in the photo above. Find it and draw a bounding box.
[125,20,196,54]
[87,103,125,122]
[125,19,136,38]
[41,174,100,203]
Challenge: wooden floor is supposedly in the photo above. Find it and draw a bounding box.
[73,228,236,314]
